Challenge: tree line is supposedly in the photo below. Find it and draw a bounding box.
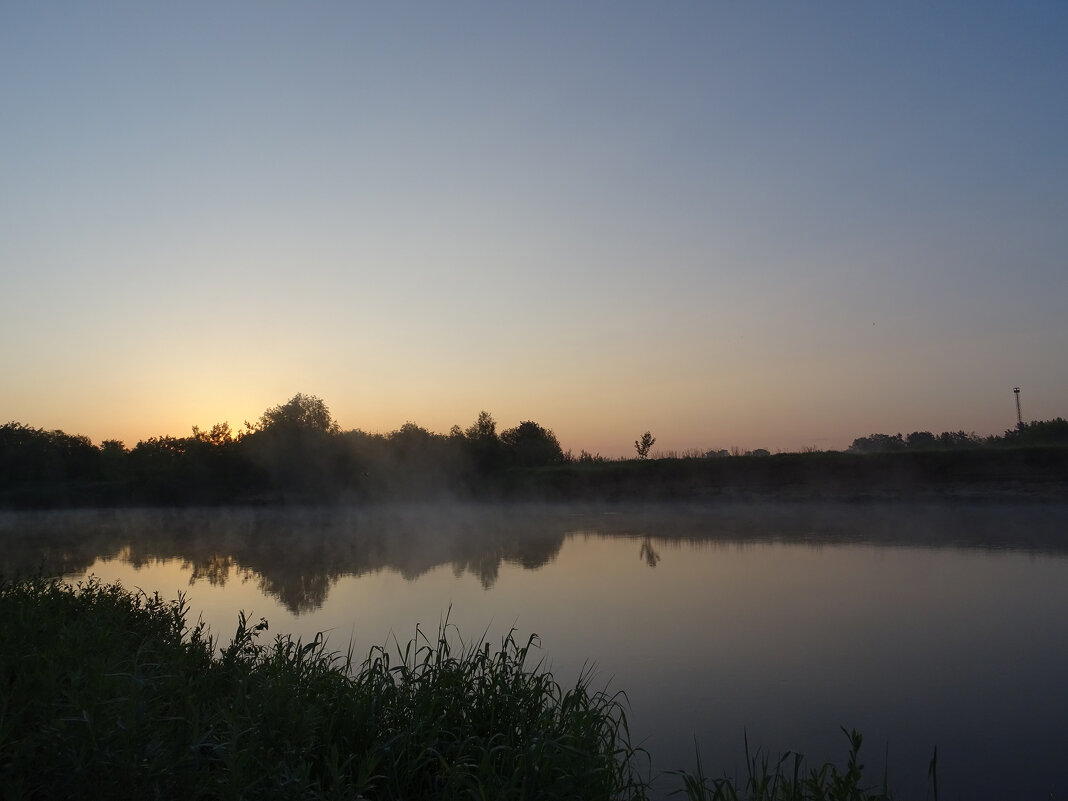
[3,393,1066,507]
[848,419,1068,453]
[0,394,567,506]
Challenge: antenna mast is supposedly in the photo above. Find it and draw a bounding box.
[1013,387,1022,426]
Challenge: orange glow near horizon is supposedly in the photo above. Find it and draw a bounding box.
[3,380,1035,461]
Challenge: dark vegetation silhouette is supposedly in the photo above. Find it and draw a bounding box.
[500,421,565,468]
[0,397,568,507]
[635,431,655,460]
[847,420,1068,453]
[2,396,1067,508]
[3,575,650,800]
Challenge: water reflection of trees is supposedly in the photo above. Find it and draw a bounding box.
[187,554,254,587]
[0,506,570,613]
[3,502,1067,614]
[639,538,661,567]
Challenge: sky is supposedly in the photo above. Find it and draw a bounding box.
[2,2,1066,457]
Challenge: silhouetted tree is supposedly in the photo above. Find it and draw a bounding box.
[500,421,564,467]
[192,422,233,446]
[464,411,507,474]
[256,393,339,434]
[465,410,497,441]
[635,431,655,459]
[238,395,344,499]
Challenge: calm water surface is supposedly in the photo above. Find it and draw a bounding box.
[3,502,1067,800]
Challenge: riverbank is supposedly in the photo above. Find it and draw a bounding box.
[3,576,911,800]
[3,444,1066,508]
[497,446,1068,503]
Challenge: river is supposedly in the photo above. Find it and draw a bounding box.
[3,501,1066,800]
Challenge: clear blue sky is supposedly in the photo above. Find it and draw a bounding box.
[2,2,1066,455]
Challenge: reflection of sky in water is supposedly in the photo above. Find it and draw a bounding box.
[4,504,1068,800]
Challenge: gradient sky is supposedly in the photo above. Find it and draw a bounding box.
[3,2,1066,456]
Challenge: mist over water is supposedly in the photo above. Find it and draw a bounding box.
[4,501,1068,800]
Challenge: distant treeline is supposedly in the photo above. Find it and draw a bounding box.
[0,395,567,506]
[848,419,1068,453]
[2,394,1067,507]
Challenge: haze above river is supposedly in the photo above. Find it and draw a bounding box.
[4,502,1067,800]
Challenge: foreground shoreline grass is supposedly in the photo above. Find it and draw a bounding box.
[2,576,912,800]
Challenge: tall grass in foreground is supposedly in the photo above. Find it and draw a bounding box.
[671,729,915,801]
[1,576,919,800]
[0,575,645,800]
